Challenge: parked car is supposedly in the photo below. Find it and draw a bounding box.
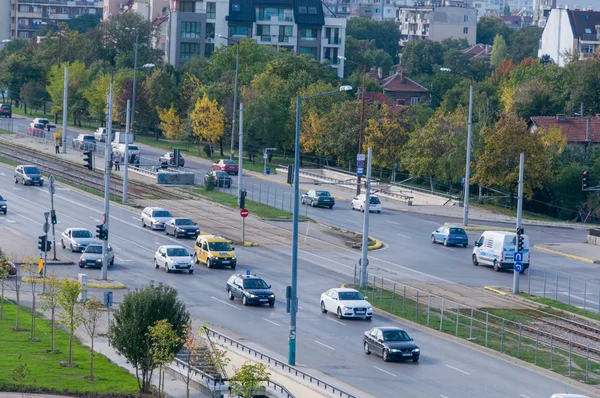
[94,127,108,142]
[31,118,55,130]
[78,242,114,268]
[320,288,372,320]
[226,273,275,306]
[0,194,6,214]
[212,159,239,175]
[205,170,231,188]
[431,225,468,247]
[473,231,530,272]
[0,104,11,118]
[141,207,173,230]
[363,327,420,362]
[61,228,95,252]
[351,194,382,213]
[72,134,96,151]
[159,152,185,167]
[14,165,44,186]
[111,143,140,162]
[193,235,236,269]
[164,217,200,238]
[301,190,335,209]
[27,123,47,137]
[154,245,194,273]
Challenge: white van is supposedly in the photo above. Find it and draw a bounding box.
[472,231,530,272]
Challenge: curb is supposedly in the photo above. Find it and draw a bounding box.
[533,244,598,264]
[443,222,512,232]
[241,241,259,247]
[22,276,126,289]
[367,236,383,251]
[484,286,508,296]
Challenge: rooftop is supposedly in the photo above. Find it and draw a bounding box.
[381,72,429,93]
[461,44,492,58]
[567,9,600,39]
[529,115,600,143]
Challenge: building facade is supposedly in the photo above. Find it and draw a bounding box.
[10,0,103,39]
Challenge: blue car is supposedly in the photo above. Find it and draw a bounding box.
[431,226,468,247]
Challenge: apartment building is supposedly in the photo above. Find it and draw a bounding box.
[397,0,477,46]
[9,0,103,39]
[471,0,533,19]
[538,8,600,66]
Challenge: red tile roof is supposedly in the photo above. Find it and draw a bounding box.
[529,116,600,143]
[381,72,428,93]
[461,44,492,58]
[359,92,403,114]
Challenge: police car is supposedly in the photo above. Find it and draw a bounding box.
[226,271,275,306]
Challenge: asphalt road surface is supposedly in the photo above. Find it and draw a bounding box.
[0,163,591,398]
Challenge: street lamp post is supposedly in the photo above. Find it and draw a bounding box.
[440,68,473,226]
[338,56,366,195]
[288,85,352,366]
[126,28,139,134]
[217,34,240,160]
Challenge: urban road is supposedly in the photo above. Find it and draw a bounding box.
[0,163,592,398]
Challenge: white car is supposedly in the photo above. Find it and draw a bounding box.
[141,207,173,230]
[154,245,194,273]
[351,194,382,213]
[61,228,96,252]
[320,288,373,320]
[94,127,107,142]
[550,395,590,398]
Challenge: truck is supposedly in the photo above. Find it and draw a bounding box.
[112,131,134,144]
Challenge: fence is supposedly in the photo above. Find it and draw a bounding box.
[351,271,600,384]
[527,269,600,313]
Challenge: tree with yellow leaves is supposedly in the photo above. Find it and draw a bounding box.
[157,105,184,140]
[363,105,408,169]
[190,94,225,158]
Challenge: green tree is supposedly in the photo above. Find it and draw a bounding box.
[346,17,401,62]
[319,101,366,166]
[20,81,47,114]
[40,272,60,353]
[507,26,543,63]
[57,278,83,366]
[109,282,190,393]
[67,13,102,33]
[477,16,512,45]
[228,362,270,398]
[490,34,508,67]
[400,41,444,76]
[21,256,40,342]
[0,50,44,102]
[565,59,600,115]
[46,61,88,117]
[145,66,180,129]
[148,319,180,398]
[206,39,274,87]
[363,105,409,168]
[83,72,111,121]
[82,296,104,380]
[0,249,10,320]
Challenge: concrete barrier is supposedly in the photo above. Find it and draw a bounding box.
[157,171,195,185]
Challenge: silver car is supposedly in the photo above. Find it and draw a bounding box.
[79,242,115,268]
[141,207,173,230]
[61,228,95,252]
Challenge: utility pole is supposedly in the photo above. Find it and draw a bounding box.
[123,99,131,204]
[359,147,372,289]
[49,175,58,261]
[43,212,49,292]
[62,66,68,153]
[356,65,366,195]
[230,41,240,160]
[130,30,139,134]
[513,152,525,294]
[102,74,115,281]
[463,79,473,226]
[238,102,243,201]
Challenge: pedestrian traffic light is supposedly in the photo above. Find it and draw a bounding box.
[45,240,52,252]
[583,170,590,190]
[287,164,294,185]
[37,235,46,251]
[51,210,57,225]
[101,229,108,241]
[95,224,103,240]
[83,151,93,170]
[238,189,247,209]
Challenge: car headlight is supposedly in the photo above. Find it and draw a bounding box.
[96,258,102,263]
[232,256,236,260]
[343,306,352,311]
[390,349,401,353]
[248,294,257,298]
[24,176,31,180]
[367,307,373,311]
[1,205,5,208]
[73,243,80,246]
[412,348,420,353]
[269,294,275,298]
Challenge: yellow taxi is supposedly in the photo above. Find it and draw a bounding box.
[193,235,236,269]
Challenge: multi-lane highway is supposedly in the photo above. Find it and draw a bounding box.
[0,162,592,398]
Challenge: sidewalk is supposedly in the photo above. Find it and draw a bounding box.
[534,242,600,264]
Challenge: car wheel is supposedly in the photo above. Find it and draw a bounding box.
[141,219,145,227]
[329,205,333,209]
[472,254,479,266]
[14,177,17,184]
[228,289,234,300]
[165,228,169,235]
[39,182,43,187]
[493,260,501,272]
[165,263,170,273]
[311,200,316,207]
[463,243,468,248]
[412,357,419,363]
[377,211,381,214]
[231,265,236,270]
[366,316,372,321]
[383,350,390,362]
[364,342,371,355]
[301,198,305,205]
[61,239,66,249]
[78,263,84,268]
[110,258,114,266]
[443,239,448,246]
[189,270,194,274]
[321,301,328,314]
[360,206,364,213]
[70,244,74,253]
[206,259,212,268]
[154,260,159,269]
[242,295,248,306]
[193,254,199,264]
[431,235,436,244]
[337,307,343,319]
[22,178,25,185]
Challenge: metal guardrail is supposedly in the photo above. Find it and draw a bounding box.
[389,181,460,201]
[202,326,357,398]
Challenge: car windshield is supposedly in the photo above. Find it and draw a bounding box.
[72,230,92,238]
[1,105,10,110]
[243,278,269,289]
[24,167,40,174]
[167,248,189,257]
[370,196,380,204]
[215,172,229,177]
[450,228,466,234]
[39,119,48,124]
[153,211,172,218]
[222,160,235,165]
[383,330,411,342]
[316,191,331,197]
[208,242,231,251]
[175,219,194,226]
[128,146,139,151]
[338,291,364,301]
[0,195,4,201]
[84,136,95,140]
[85,245,102,254]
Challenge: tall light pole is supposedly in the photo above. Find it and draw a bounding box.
[102,63,155,280]
[288,85,352,366]
[338,56,366,195]
[217,34,240,160]
[126,28,139,134]
[440,68,473,226]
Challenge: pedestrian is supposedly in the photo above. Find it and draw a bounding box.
[55,139,60,154]
[114,152,121,171]
[109,151,114,170]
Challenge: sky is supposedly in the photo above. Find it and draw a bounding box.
[555,0,599,10]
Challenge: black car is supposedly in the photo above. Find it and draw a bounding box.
[0,194,6,214]
[226,273,275,307]
[205,170,232,188]
[301,189,335,209]
[14,165,44,186]
[164,217,200,238]
[363,327,420,362]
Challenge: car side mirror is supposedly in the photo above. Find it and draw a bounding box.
[268,285,272,289]
[190,254,193,257]
[410,338,414,341]
[162,253,166,257]
[364,296,368,300]
[232,247,235,251]
[474,242,480,247]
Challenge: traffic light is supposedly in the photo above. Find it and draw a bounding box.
[51,210,57,225]
[37,235,46,251]
[287,164,294,185]
[83,151,93,170]
[583,170,590,190]
[101,229,108,241]
[45,240,52,252]
[516,228,525,253]
[95,224,104,240]
[238,189,247,209]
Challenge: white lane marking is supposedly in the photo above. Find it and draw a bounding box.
[304,222,310,244]
[440,395,449,398]
[211,296,241,310]
[0,173,5,176]
[297,306,303,310]
[519,395,532,398]
[387,220,400,225]
[155,242,161,246]
[326,318,346,326]
[263,318,282,327]
[345,219,358,223]
[444,248,457,252]
[132,216,140,220]
[397,233,412,239]
[373,366,396,377]
[116,258,133,262]
[314,340,335,350]
[89,216,101,222]
[445,364,470,375]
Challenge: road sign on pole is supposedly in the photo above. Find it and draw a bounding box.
[514,261,523,273]
[357,153,366,161]
[240,209,249,218]
[514,252,523,262]
[43,222,49,234]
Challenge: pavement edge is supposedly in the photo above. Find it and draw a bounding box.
[483,286,508,296]
[443,222,512,232]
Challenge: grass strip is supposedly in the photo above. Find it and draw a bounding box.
[519,293,600,323]
[0,300,139,394]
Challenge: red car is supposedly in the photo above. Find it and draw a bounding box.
[212,159,239,175]
[27,123,47,137]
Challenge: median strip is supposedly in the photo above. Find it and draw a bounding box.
[533,244,597,264]
[22,276,125,289]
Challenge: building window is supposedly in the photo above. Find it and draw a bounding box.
[299,46,317,58]
[279,25,292,42]
[206,23,215,39]
[307,6,317,14]
[88,8,96,14]
[257,7,292,20]
[257,24,271,41]
[180,43,201,59]
[298,6,307,13]
[464,14,469,22]
[299,28,317,40]
[179,1,195,12]
[410,97,421,105]
[230,25,249,38]
[19,5,29,12]
[206,2,216,19]
[205,43,215,57]
[181,22,201,39]
[463,27,468,34]
[325,47,339,63]
[582,45,596,54]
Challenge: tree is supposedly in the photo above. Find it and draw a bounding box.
[0,249,10,320]
[67,13,102,33]
[363,106,409,168]
[157,105,184,140]
[490,34,508,68]
[57,278,83,366]
[11,257,24,331]
[400,41,444,76]
[319,101,364,166]
[46,61,88,117]
[83,72,110,121]
[477,16,512,45]
[228,362,270,398]
[145,66,180,130]
[206,39,274,87]
[181,325,202,398]
[40,272,60,353]
[507,26,543,63]
[20,81,47,114]
[82,296,104,380]
[346,18,401,62]
[540,54,554,66]
[148,319,180,398]
[110,282,190,393]
[190,94,225,157]
[21,255,40,342]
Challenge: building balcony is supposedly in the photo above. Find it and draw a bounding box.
[260,35,271,42]
[581,34,600,42]
[327,37,341,45]
[278,36,290,43]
